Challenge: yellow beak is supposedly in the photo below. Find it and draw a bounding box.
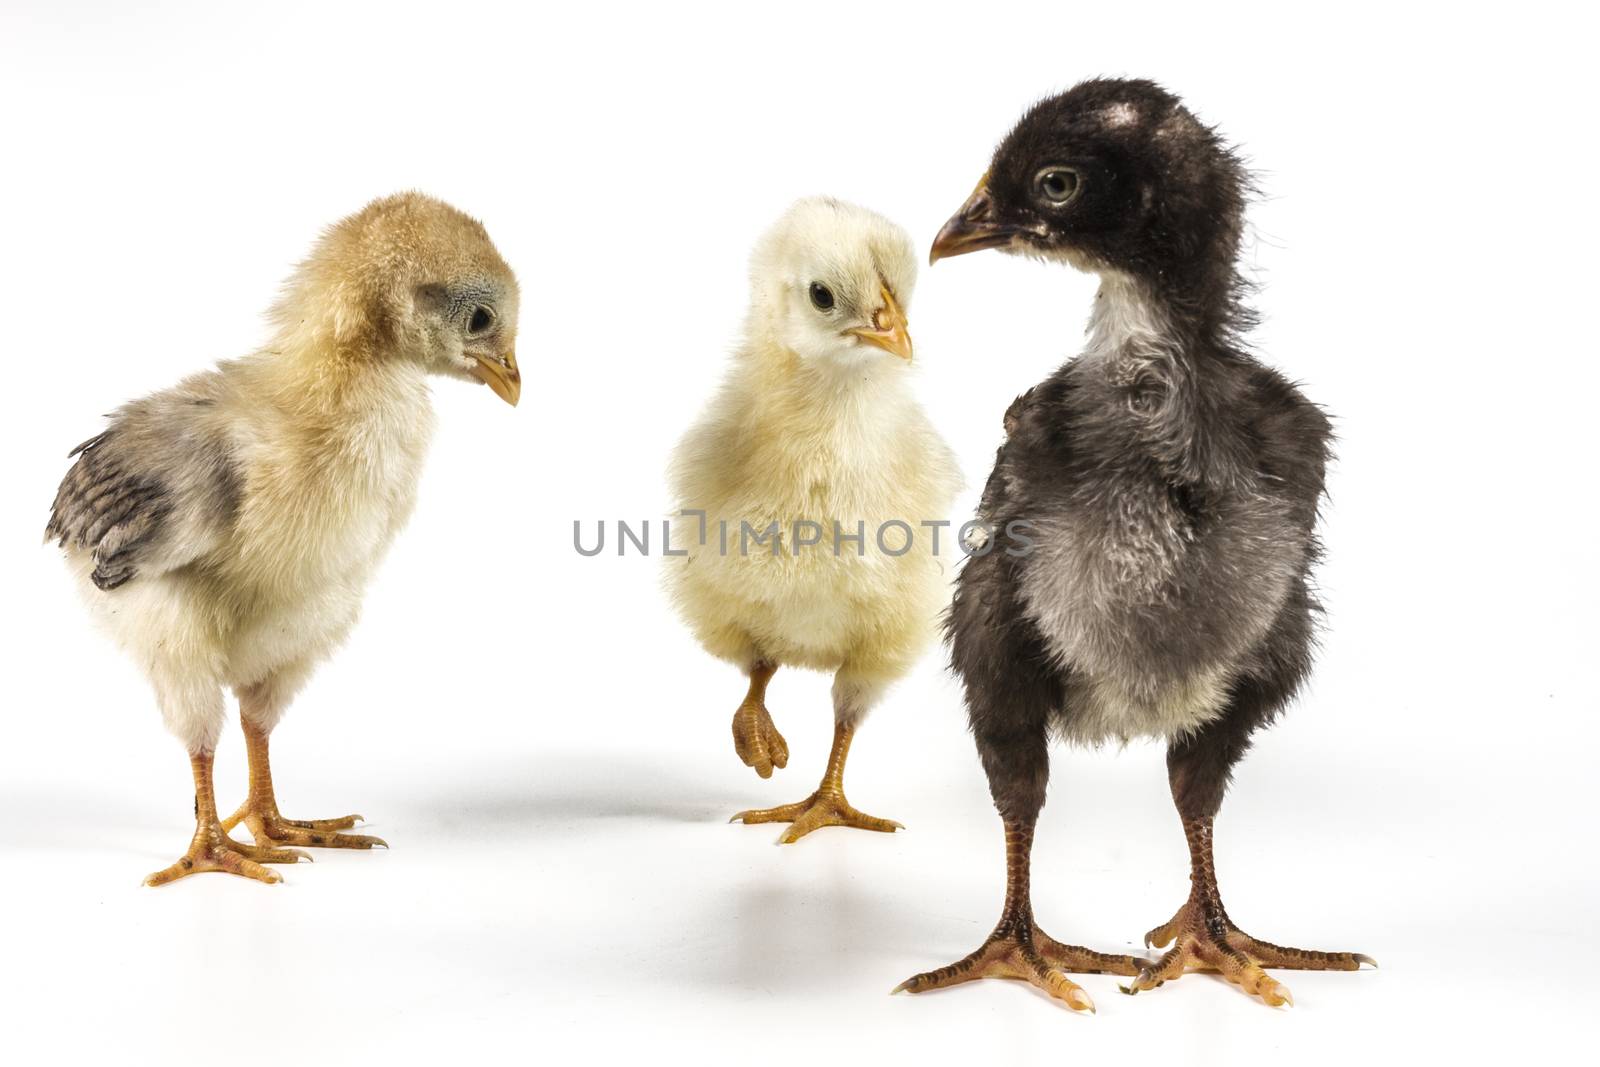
[470,349,521,406]
[846,285,913,361]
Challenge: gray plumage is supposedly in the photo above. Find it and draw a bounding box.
[939,83,1331,798]
[47,375,241,592]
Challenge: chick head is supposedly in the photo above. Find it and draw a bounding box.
[748,197,917,369]
[281,192,522,405]
[929,79,1247,293]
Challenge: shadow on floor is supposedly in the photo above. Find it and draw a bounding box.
[391,749,757,828]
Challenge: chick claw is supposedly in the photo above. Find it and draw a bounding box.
[732,789,902,844]
[731,700,788,779]
[224,803,388,850]
[895,929,1143,1012]
[1121,901,1374,1006]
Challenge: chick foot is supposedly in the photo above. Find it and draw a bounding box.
[732,788,902,843]
[730,663,788,779]
[145,825,308,887]
[1122,899,1374,1005]
[228,713,388,849]
[895,817,1144,1010]
[1125,813,1376,1005]
[896,920,1142,1012]
[146,750,310,887]
[225,801,387,850]
[732,719,898,842]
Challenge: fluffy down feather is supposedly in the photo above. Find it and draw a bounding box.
[48,192,517,752]
[667,197,962,721]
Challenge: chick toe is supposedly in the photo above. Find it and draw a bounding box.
[1122,897,1369,1006]
[732,700,787,779]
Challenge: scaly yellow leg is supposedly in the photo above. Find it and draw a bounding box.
[221,714,387,850]
[145,750,308,887]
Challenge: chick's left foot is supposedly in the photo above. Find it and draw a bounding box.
[224,802,388,849]
[732,789,902,844]
[1123,900,1375,1006]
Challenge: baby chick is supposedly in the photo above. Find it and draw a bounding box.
[668,198,961,842]
[46,193,520,885]
[896,80,1370,1010]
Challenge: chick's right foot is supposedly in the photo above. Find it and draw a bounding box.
[895,922,1144,1013]
[731,700,788,779]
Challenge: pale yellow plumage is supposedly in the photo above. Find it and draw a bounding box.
[667,198,961,840]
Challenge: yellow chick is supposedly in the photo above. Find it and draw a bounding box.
[668,197,962,842]
[46,193,520,885]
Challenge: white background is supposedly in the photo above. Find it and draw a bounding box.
[1,1,1594,1062]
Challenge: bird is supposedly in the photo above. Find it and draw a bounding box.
[666,197,962,842]
[895,80,1372,1009]
[46,192,521,886]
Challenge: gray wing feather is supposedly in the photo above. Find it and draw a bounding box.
[46,377,241,591]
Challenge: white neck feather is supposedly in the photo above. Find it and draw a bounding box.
[1087,272,1172,361]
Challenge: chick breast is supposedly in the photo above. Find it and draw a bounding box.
[668,377,961,677]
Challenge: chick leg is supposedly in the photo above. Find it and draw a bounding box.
[145,749,308,886]
[1123,719,1374,1006]
[221,680,386,850]
[730,661,788,778]
[733,669,901,842]
[896,718,1142,1011]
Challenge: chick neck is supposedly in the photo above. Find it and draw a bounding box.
[255,293,432,428]
[747,337,912,432]
[1083,269,1251,490]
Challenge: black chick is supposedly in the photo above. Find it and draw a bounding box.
[897,79,1372,1010]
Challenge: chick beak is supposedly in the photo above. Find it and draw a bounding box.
[847,285,913,361]
[929,174,1015,264]
[470,350,521,407]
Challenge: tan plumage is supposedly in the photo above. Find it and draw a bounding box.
[47,192,520,885]
[667,197,961,841]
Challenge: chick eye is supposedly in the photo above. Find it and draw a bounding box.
[467,305,496,335]
[808,283,835,311]
[1034,167,1081,205]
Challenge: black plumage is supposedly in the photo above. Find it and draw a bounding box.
[898,79,1370,1009]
